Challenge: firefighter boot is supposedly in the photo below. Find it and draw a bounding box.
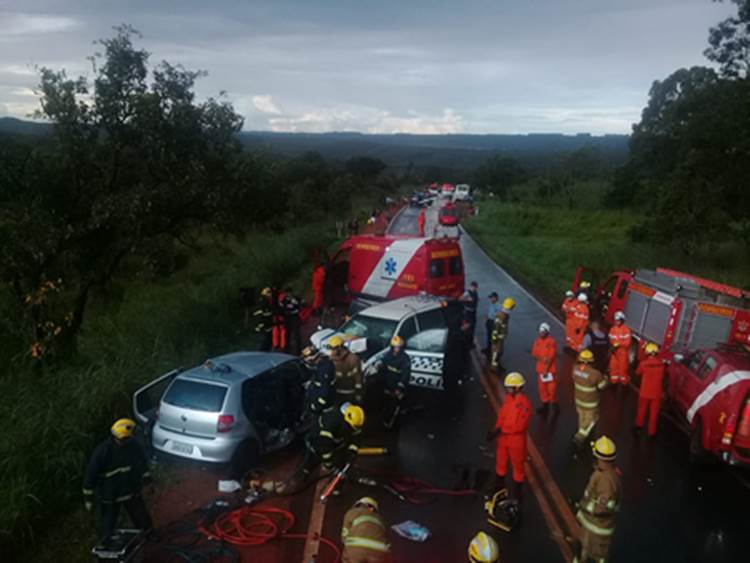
[484,474,506,502]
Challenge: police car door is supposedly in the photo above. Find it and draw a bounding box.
[404,309,448,390]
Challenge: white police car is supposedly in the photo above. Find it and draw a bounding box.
[310,295,463,390]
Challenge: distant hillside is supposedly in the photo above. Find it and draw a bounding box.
[0,117,629,171]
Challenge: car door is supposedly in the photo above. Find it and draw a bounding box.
[132,368,182,425]
[674,352,717,414]
[405,309,448,390]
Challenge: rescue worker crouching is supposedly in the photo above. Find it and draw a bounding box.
[83,418,153,542]
[329,335,365,405]
[302,345,336,415]
[468,531,499,562]
[377,335,411,429]
[303,403,365,478]
[341,497,392,563]
[486,372,532,518]
[574,436,621,563]
[572,350,607,447]
[490,298,515,371]
[253,287,274,352]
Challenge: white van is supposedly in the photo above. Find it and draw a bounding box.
[453,184,471,202]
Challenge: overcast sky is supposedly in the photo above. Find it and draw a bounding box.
[0,0,734,134]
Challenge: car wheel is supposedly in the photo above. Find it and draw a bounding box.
[230,438,261,480]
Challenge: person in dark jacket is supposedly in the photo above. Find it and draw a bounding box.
[303,345,337,415]
[282,287,302,356]
[460,281,480,341]
[253,287,274,351]
[583,320,609,373]
[302,404,365,478]
[83,418,152,541]
[377,335,412,429]
[443,319,472,395]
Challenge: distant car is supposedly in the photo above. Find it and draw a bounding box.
[428,183,439,196]
[438,203,460,226]
[310,295,463,390]
[132,352,309,465]
[410,191,426,207]
[441,183,455,196]
[453,184,471,202]
[667,346,750,466]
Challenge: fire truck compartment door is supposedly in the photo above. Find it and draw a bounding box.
[624,290,649,334]
[641,292,674,345]
[689,307,733,351]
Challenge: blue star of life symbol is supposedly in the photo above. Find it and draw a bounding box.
[384,257,398,276]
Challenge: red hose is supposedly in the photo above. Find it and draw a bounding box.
[200,505,341,562]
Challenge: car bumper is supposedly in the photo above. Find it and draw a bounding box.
[152,425,244,463]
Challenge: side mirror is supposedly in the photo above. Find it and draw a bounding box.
[673,354,684,363]
[348,338,367,355]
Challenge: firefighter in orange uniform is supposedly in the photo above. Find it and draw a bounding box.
[634,342,667,436]
[568,293,590,352]
[486,372,532,507]
[532,323,558,415]
[608,311,632,386]
[312,261,326,316]
[562,290,576,349]
[417,207,426,237]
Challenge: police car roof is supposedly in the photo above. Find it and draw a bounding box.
[179,351,296,384]
[356,295,448,322]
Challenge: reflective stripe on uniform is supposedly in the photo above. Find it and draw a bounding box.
[319,430,334,439]
[352,515,385,529]
[113,494,133,502]
[577,511,615,536]
[575,398,599,409]
[348,444,359,452]
[102,466,131,478]
[574,383,597,393]
[344,537,391,552]
[82,488,94,496]
[317,397,327,404]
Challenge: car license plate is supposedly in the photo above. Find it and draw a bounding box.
[172,441,193,455]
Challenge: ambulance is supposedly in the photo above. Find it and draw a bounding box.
[327,234,465,309]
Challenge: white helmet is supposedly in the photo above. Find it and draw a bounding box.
[539,322,550,334]
[614,311,625,321]
[577,293,588,303]
[565,290,574,298]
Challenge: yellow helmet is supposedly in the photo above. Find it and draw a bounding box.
[502,297,515,310]
[468,531,499,562]
[578,349,594,363]
[503,372,525,388]
[111,418,136,440]
[645,342,659,355]
[260,287,272,298]
[580,280,591,289]
[390,335,404,348]
[344,404,365,428]
[355,496,379,511]
[592,435,617,460]
[327,335,345,349]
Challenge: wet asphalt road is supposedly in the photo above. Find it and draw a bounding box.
[386,203,750,563]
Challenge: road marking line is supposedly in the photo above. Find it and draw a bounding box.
[301,471,329,563]
[472,350,576,563]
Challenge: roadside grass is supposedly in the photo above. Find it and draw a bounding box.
[0,222,339,561]
[465,200,750,306]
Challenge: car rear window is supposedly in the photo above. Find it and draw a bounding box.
[429,258,445,278]
[163,379,228,412]
[449,256,462,276]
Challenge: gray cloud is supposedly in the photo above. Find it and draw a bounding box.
[0,0,736,133]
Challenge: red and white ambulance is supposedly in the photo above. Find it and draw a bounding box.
[327,234,464,308]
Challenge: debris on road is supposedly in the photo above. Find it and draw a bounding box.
[392,520,431,542]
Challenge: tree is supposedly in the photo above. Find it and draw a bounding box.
[345,156,386,180]
[474,155,527,199]
[705,0,750,78]
[0,26,247,360]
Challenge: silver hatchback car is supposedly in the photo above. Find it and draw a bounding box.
[132,352,308,465]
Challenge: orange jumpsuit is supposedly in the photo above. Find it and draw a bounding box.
[635,356,666,435]
[562,297,577,349]
[495,393,532,483]
[568,302,589,352]
[532,335,558,404]
[312,265,326,311]
[417,208,426,237]
[608,324,632,385]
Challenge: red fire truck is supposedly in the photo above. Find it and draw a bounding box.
[574,266,750,358]
[327,234,464,308]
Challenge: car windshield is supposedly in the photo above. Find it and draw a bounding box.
[163,379,228,412]
[340,315,398,353]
